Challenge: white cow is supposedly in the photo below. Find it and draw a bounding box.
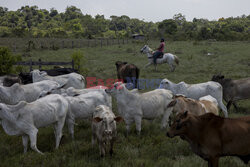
[65,90,112,139]
[0,80,60,105]
[0,94,69,154]
[105,82,173,135]
[31,69,85,89]
[159,78,228,117]
[92,105,122,157]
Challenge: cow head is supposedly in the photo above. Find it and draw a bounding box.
[166,111,191,138]
[93,112,123,138]
[115,61,127,70]
[211,74,224,82]
[159,78,171,89]
[105,82,126,95]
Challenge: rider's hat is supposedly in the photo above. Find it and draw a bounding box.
[160,38,165,42]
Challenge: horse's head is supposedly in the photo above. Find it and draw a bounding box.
[140,45,150,54]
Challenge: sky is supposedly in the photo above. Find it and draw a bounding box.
[0,0,249,22]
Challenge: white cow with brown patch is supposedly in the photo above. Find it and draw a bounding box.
[92,105,122,157]
[167,94,219,117]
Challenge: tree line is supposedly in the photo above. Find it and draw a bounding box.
[0,5,249,40]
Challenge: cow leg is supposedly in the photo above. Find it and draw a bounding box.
[54,121,65,149]
[92,132,96,147]
[208,157,219,167]
[99,142,105,157]
[134,116,142,135]
[218,101,228,118]
[67,118,75,140]
[232,101,239,111]
[124,119,133,136]
[22,135,29,153]
[161,108,172,128]
[109,140,114,156]
[226,101,232,110]
[29,128,43,154]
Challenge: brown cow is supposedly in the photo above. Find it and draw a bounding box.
[212,74,250,110]
[167,95,219,116]
[167,111,250,167]
[115,61,140,88]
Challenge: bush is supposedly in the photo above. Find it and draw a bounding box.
[70,50,89,75]
[0,47,22,75]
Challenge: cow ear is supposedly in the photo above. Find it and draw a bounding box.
[114,116,123,122]
[183,111,188,117]
[167,100,177,108]
[93,117,103,123]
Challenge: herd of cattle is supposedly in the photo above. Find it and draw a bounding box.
[0,63,250,167]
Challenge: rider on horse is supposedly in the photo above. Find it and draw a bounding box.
[153,38,165,65]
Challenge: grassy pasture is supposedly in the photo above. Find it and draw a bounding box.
[0,40,250,167]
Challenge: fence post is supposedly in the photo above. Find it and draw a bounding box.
[72,59,75,70]
[62,41,64,48]
[13,42,16,52]
[123,38,125,44]
[29,59,33,72]
[38,58,42,70]
[40,41,43,49]
[72,41,74,48]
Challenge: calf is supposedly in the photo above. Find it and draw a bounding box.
[167,111,250,167]
[115,61,140,88]
[92,105,122,157]
[65,90,112,139]
[0,94,69,154]
[212,74,250,110]
[167,95,219,116]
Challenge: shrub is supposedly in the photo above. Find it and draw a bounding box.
[0,47,22,75]
[70,50,89,75]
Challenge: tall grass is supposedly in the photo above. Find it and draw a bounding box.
[0,41,250,166]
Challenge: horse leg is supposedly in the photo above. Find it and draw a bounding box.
[154,64,157,71]
[144,62,152,68]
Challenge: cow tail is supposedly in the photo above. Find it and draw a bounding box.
[174,55,179,65]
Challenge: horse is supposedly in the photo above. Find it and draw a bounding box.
[140,45,179,72]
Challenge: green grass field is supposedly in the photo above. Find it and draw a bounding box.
[1,40,250,167]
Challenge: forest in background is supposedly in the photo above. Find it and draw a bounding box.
[0,5,249,40]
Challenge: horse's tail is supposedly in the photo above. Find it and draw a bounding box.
[174,55,179,65]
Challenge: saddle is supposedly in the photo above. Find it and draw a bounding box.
[152,51,164,59]
[158,53,164,58]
